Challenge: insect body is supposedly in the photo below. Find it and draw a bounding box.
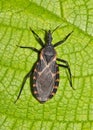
[15,28,73,103]
[33,38,59,102]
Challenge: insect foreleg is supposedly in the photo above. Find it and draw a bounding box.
[53,31,73,47]
[30,27,44,47]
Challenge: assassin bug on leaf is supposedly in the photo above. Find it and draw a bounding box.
[15,27,74,103]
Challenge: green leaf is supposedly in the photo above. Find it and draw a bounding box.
[0,0,93,130]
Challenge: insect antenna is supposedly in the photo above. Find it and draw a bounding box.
[52,24,61,34]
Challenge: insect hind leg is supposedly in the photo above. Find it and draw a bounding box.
[14,69,33,103]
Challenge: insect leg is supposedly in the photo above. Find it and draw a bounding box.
[16,45,40,53]
[53,31,73,48]
[57,58,74,89]
[14,69,33,103]
[30,27,44,47]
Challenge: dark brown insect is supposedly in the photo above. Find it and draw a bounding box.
[15,27,73,103]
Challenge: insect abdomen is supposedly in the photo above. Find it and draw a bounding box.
[48,64,59,99]
[33,60,59,103]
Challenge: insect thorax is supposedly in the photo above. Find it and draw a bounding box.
[40,45,56,64]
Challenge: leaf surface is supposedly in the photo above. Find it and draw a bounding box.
[0,0,93,130]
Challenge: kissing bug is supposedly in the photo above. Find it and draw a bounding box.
[15,27,73,103]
